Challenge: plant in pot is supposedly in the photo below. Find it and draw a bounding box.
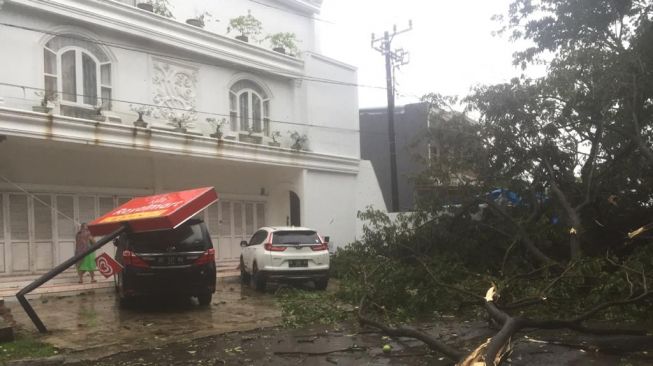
[92,100,109,122]
[227,10,262,43]
[167,109,195,133]
[289,130,308,151]
[186,11,213,28]
[129,104,152,128]
[207,117,226,139]
[266,32,299,56]
[268,130,281,147]
[136,0,173,18]
[239,127,263,144]
[32,90,57,113]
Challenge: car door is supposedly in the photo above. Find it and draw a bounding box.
[243,230,266,271]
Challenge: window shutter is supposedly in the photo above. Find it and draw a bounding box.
[220,202,231,236]
[0,194,4,240]
[208,202,220,233]
[57,196,75,239]
[9,195,28,241]
[34,195,53,240]
[78,196,96,225]
[256,203,265,229]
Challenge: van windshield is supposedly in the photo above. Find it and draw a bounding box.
[272,230,321,245]
[127,223,209,253]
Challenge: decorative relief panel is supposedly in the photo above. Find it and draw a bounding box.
[152,58,198,122]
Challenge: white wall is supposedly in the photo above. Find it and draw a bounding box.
[302,169,357,248]
[0,1,359,158]
[355,160,386,239]
[304,53,360,157]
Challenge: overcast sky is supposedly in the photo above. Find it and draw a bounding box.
[317,0,532,108]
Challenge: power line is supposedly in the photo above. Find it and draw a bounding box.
[0,81,362,133]
[371,20,413,212]
[0,22,385,91]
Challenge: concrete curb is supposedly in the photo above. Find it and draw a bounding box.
[6,355,65,366]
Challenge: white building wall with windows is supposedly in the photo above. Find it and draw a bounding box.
[0,0,385,280]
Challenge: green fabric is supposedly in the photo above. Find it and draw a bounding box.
[78,252,97,271]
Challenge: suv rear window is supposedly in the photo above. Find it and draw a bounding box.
[272,230,321,245]
[127,222,210,253]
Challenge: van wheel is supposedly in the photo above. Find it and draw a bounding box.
[198,294,212,306]
[252,263,266,292]
[314,277,329,291]
[240,257,250,284]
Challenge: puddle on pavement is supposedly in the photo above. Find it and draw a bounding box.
[6,278,281,360]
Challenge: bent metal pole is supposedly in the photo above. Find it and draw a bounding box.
[16,224,128,333]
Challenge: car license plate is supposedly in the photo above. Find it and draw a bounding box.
[289,259,308,268]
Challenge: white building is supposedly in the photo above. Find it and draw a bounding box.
[0,0,384,279]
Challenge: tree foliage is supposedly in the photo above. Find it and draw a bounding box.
[334,0,653,338]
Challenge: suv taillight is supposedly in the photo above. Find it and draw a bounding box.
[264,243,287,251]
[193,248,215,265]
[311,243,329,251]
[123,250,149,268]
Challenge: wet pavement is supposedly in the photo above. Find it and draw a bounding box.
[6,278,281,361]
[4,280,652,365]
[67,320,653,366]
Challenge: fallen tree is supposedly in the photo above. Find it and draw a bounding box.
[334,3,653,364]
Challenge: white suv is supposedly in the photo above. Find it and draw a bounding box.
[240,227,330,291]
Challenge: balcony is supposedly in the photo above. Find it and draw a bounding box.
[0,106,360,174]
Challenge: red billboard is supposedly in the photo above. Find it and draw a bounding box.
[88,187,218,236]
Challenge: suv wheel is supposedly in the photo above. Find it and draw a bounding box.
[197,293,212,306]
[240,257,250,284]
[314,277,329,291]
[252,263,266,292]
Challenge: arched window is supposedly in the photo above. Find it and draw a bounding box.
[43,35,112,115]
[229,80,270,135]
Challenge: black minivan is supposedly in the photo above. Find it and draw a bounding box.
[113,218,216,306]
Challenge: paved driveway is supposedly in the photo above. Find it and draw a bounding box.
[6,278,280,361]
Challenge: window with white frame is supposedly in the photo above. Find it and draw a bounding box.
[43,35,112,112]
[229,80,270,135]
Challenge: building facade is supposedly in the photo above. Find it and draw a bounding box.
[359,102,429,212]
[0,0,384,279]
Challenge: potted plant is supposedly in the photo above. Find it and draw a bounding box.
[129,104,152,128]
[186,11,212,28]
[92,101,106,122]
[136,0,173,18]
[239,127,263,144]
[289,130,308,151]
[136,1,154,12]
[167,109,195,133]
[268,130,281,147]
[32,90,57,113]
[266,32,299,56]
[207,117,226,139]
[227,10,262,43]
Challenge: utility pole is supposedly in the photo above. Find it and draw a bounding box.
[372,21,412,212]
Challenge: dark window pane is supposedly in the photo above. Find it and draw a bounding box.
[44,50,56,75]
[229,92,236,111]
[252,94,261,132]
[61,50,76,102]
[101,87,111,110]
[45,76,57,97]
[82,53,97,105]
[230,111,238,131]
[127,222,209,252]
[272,231,321,245]
[239,92,249,131]
[100,64,111,85]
